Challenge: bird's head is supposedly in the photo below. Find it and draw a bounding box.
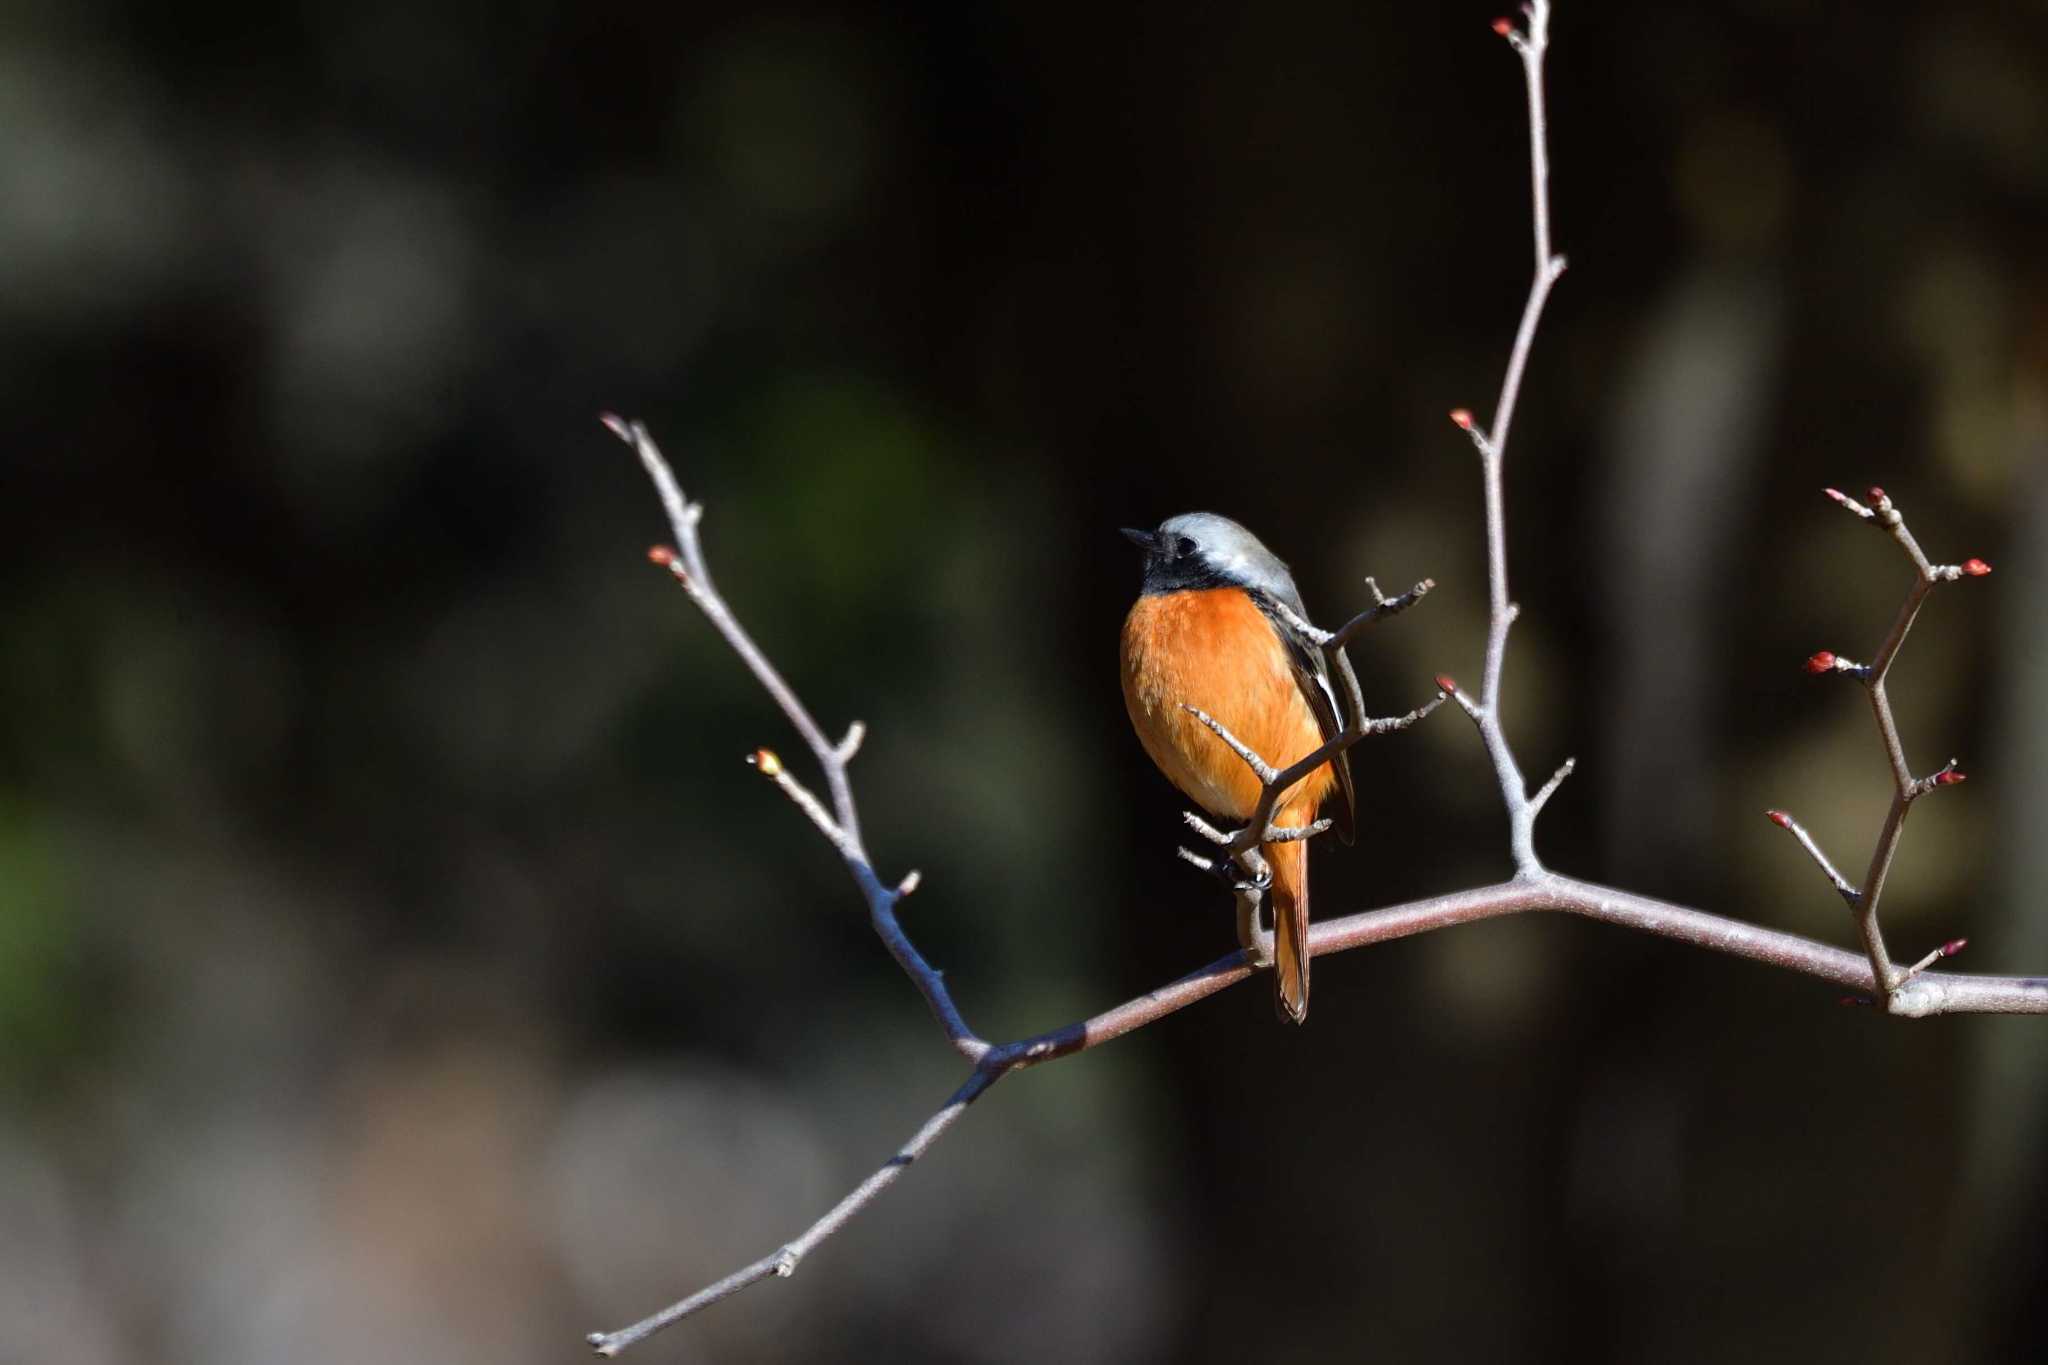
[1121,512,1297,601]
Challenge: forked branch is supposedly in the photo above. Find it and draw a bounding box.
[584,3,2045,1355]
[1768,487,1993,1004]
[1443,0,1571,877]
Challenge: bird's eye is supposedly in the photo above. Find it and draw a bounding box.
[1176,536,1197,557]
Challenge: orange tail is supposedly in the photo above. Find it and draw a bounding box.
[1267,835,1310,1024]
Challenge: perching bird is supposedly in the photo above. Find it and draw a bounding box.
[1120,513,1355,1023]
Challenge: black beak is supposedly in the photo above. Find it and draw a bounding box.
[1121,527,1161,552]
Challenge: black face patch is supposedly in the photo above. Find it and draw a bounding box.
[1137,550,1232,597]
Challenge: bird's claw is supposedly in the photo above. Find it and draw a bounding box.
[1223,848,1271,895]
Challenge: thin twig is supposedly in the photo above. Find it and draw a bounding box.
[1899,936,1969,985]
[588,1067,1000,1357]
[1765,809,1861,908]
[1528,757,1576,818]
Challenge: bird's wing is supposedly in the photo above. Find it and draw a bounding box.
[1257,595,1357,845]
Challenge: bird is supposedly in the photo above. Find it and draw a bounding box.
[1119,513,1355,1023]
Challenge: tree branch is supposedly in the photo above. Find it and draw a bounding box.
[584,436,2037,1358]
[582,3,2037,1353]
[605,415,989,1068]
[1445,0,1569,877]
[1785,487,1994,1003]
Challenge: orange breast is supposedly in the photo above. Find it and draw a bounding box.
[1120,588,1336,823]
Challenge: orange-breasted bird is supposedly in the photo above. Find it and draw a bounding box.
[1120,513,1355,1023]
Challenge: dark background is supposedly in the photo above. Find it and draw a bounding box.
[4,2,2046,1361]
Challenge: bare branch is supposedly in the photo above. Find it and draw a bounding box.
[1443,0,1568,879]
[587,857,2048,1351]
[1180,668,1441,867]
[606,418,989,1067]
[1328,577,1435,646]
[582,4,2036,1352]
[596,412,2045,1356]
[1262,577,1436,651]
[1783,487,1994,1004]
[588,1067,1000,1357]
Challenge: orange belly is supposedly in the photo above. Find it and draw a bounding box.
[1120,587,1336,823]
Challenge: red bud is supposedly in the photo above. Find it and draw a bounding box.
[1803,650,1836,675]
[648,545,676,566]
[1491,17,1514,36]
[749,748,783,776]
[1823,487,1847,503]
[1933,769,1966,786]
[599,412,631,440]
[1868,486,1886,503]
[1941,937,1968,958]
[1962,558,1992,576]
[1767,810,1792,828]
[1449,408,1474,430]
[1435,674,1459,694]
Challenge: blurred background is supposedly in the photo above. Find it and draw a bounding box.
[3,1,2045,1361]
